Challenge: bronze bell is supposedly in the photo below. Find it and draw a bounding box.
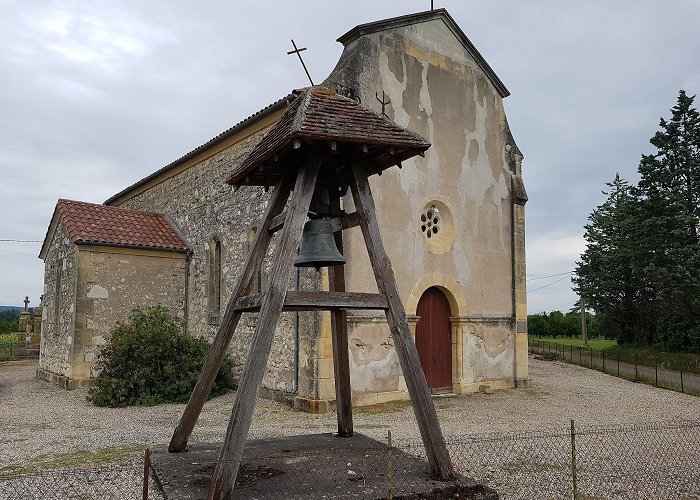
[294,218,346,268]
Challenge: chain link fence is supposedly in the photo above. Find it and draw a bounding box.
[1,421,698,499]
[0,458,163,500]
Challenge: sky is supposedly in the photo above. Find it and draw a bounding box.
[0,0,698,313]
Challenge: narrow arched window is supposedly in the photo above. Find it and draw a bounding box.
[207,237,222,325]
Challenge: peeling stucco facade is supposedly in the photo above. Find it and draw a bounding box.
[321,12,529,402]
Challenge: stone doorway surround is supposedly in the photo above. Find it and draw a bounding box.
[406,272,474,395]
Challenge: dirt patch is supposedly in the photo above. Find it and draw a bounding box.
[382,483,498,499]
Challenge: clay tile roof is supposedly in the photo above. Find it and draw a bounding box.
[54,199,189,252]
[227,86,431,186]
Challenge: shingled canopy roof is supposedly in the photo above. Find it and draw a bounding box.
[226,86,431,187]
[40,199,189,258]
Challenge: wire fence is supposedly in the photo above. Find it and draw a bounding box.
[1,420,698,499]
[530,338,700,395]
[0,458,162,500]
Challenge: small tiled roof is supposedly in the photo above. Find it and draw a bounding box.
[51,199,189,253]
[227,86,431,186]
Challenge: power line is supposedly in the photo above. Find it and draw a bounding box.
[527,271,573,281]
[527,275,571,293]
[0,239,42,243]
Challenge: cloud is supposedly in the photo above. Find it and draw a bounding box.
[0,0,699,309]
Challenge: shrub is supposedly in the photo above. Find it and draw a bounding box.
[88,306,233,407]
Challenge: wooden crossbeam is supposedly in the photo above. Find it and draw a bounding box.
[233,291,389,312]
[270,211,360,234]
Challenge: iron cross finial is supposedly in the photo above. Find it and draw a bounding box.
[376,91,392,118]
[23,296,30,311]
[287,39,315,86]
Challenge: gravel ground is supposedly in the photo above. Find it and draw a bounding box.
[1,357,699,498]
[1,356,699,469]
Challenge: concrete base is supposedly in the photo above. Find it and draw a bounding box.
[36,368,94,390]
[149,433,493,500]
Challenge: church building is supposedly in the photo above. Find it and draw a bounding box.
[38,9,528,409]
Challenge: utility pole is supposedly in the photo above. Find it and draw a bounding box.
[580,297,588,347]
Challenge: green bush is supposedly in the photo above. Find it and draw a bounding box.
[88,306,233,407]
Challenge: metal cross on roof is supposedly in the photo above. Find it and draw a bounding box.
[287,39,314,86]
[376,91,392,118]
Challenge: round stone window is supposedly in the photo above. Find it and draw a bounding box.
[420,206,441,239]
[418,197,456,254]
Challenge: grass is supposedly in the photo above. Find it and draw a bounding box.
[354,399,413,415]
[0,444,145,477]
[0,333,17,361]
[530,336,700,375]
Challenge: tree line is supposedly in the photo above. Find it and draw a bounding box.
[528,309,600,339]
[0,310,20,335]
[573,91,700,353]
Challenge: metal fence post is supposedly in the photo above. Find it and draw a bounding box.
[590,347,593,368]
[143,448,150,500]
[579,346,582,365]
[617,354,620,376]
[680,370,684,394]
[570,420,578,500]
[602,350,605,372]
[655,359,658,386]
[634,355,638,382]
[387,430,394,500]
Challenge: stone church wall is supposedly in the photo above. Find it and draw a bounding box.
[114,121,322,400]
[38,221,78,382]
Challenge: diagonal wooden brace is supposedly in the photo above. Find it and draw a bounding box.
[169,176,293,453]
[209,160,321,500]
[349,162,455,480]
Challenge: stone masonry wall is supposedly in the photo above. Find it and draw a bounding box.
[115,122,322,398]
[71,246,187,381]
[39,221,78,379]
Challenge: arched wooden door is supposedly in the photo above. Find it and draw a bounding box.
[415,287,452,393]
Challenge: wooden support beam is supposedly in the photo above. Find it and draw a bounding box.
[210,160,321,500]
[269,211,286,233]
[349,162,455,480]
[168,176,292,454]
[329,193,353,438]
[329,212,360,232]
[271,209,357,234]
[232,291,388,312]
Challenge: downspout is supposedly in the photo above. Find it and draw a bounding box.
[293,268,300,393]
[183,250,192,334]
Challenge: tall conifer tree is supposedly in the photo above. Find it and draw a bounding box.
[575,91,700,351]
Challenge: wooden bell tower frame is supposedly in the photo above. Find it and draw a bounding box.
[168,88,455,500]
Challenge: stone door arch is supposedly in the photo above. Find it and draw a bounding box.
[415,287,452,393]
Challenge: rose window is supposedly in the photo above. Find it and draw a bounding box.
[420,206,440,239]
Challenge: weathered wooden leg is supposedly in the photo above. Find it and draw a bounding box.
[329,192,353,437]
[210,161,321,500]
[349,163,454,480]
[169,177,292,453]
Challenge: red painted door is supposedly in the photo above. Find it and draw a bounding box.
[415,287,452,393]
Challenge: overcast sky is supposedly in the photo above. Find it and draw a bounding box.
[1,0,698,313]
